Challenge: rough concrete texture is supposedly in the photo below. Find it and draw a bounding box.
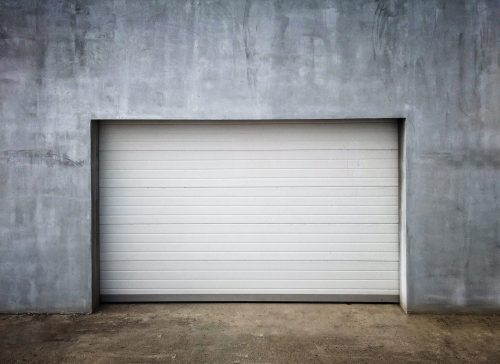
[1,304,500,363]
[0,0,499,313]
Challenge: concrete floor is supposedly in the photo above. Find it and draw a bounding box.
[0,304,499,363]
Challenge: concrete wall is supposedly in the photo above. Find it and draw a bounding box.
[0,0,498,313]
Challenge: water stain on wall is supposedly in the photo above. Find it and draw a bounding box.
[0,149,84,168]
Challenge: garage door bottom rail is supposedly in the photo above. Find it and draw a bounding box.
[100,294,399,303]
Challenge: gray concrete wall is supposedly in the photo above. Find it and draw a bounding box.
[0,0,498,313]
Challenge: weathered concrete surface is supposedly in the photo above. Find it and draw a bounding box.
[1,304,500,363]
[0,0,499,312]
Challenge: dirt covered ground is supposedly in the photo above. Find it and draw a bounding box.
[1,303,499,363]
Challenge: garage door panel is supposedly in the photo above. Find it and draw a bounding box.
[101,289,399,295]
[101,270,399,281]
[101,168,397,179]
[101,233,399,243]
[99,196,398,207]
[101,177,399,188]
[101,251,399,261]
[100,214,398,224]
[100,242,399,253]
[101,123,397,149]
[99,121,400,300]
[101,140,398,151]
[100,280,398,290]
[101,260,399,271]
[100,149,397,161]
[100,159,398,170]
[99,186,398,198]
[100,223,398,234]
[100,121,395,142]
[101,205,399,216]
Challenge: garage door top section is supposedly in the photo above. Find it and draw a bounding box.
[99,120,400,300]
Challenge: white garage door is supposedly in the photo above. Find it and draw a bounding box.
[99,121,399,302]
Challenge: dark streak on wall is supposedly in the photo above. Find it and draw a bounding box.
[1,150,85,168]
